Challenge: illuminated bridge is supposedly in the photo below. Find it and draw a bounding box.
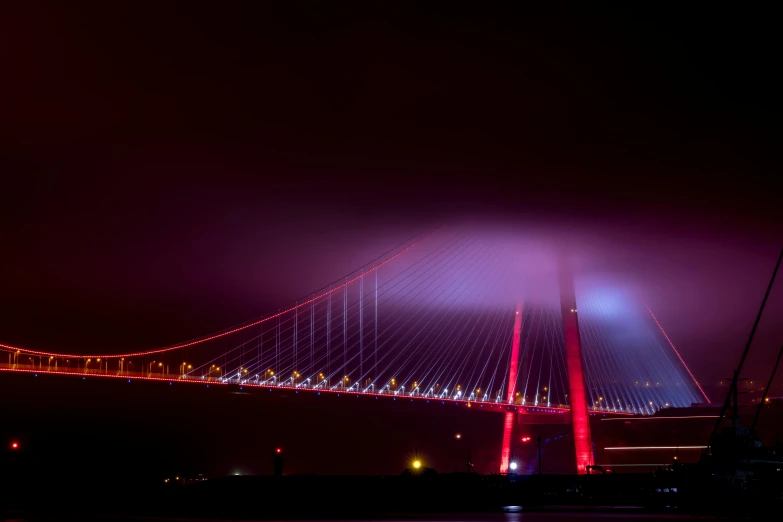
[0,229,708,474]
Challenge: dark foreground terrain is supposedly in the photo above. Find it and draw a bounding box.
[1,470,779,520]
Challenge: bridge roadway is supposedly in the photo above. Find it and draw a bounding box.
[0,362,635,417]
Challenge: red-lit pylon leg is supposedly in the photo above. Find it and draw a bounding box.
[500,303,523,473]
[560,261,594,474]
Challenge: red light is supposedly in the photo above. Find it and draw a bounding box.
[521,436,531,442]
[276,448,282,453]
[11,442,19,450]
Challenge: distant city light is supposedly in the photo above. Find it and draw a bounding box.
[455,434,461,439]
[412,460,422,469]
[11,442,19,450]
[276,448,282,453]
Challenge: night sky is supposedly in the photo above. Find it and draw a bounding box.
[2,2,782,478]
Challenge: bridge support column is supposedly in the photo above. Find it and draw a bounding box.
[559,259,594,474]
[499,303,523,474]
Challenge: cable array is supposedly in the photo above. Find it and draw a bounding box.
[1,228,706,414]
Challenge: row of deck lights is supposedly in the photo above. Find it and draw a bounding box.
[7,356,663,413]
[204,369,567,405]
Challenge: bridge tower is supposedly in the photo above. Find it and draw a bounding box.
[559,257,594,474]
[499,303,523,474]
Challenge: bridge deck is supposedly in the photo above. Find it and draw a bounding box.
[0,363,636,417]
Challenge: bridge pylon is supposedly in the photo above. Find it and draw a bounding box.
[499,302,523,474]
[559,256,594,474]
[499,259,595,475]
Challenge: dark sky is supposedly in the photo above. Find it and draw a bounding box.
[1,2,782,478]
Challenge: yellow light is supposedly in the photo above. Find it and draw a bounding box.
[412,460,421,469]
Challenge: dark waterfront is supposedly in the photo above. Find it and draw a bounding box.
[1,471,776,521]
[1,510,752,522]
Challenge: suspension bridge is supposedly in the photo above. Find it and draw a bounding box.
[0,229,709,474]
